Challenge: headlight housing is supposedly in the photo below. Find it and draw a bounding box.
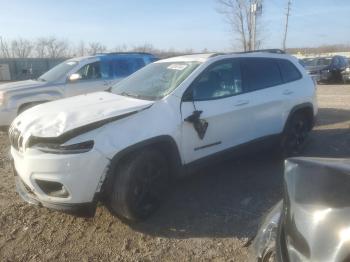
[34,140,94,154]
[248,201,282,262]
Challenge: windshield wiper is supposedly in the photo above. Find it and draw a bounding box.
[118,92,155,101]
[119,92,140,98]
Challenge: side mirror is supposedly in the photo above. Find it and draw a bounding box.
[68,73,82,82]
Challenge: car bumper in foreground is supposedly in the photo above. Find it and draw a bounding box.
[11,146,110,214]
[15,172,95,213]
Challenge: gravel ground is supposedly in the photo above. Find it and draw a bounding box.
[0,84,350,261]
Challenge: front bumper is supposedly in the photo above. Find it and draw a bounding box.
[11,146,110,210]
[15,172,95,213]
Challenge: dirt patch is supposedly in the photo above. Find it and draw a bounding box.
[0,84,350,261]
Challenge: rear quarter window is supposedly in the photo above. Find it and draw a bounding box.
[278,59,302,83]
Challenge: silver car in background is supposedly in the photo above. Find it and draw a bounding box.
[0,52,157,128]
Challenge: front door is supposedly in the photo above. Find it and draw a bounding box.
[180,59,254,164]
[65,61,108,97]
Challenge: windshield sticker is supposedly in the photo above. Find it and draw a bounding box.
[168,64,188,70]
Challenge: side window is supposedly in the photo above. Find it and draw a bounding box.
[133,58,146,71]
[278,59,302,83]
[114,59,131,77]
[76,61,101,80]
[191,60,242,101]
[241,58,283,91]
[113,58,146,78]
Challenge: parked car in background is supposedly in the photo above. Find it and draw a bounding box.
[341,58,350,83]
[10,50,317,222]
[249,157,350,262]
[0,52,157,127]
[303,56,348,83]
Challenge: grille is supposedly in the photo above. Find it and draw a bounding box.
[9,126,22,151]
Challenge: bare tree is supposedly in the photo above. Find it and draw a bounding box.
[9,38,33,58]
[44,37,69,58]
[113,44,128,52]
[75,41,87,57]
[34,38,48,58]
[0,36,11,58]
[87,42,106,55]
[282,0,291,51]
[217,0,263,51]
[131,43,156,53]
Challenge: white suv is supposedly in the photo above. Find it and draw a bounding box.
[10,50,317,222]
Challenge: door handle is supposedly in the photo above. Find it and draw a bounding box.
[283,89,294,95]
[234,100,249,106]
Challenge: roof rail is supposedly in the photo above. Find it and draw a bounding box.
[96,52,155,56]
[232,49,286,55]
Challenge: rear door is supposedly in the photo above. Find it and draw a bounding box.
[181,59,255,164]
[240,57,295,139]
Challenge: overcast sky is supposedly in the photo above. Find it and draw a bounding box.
[0,0,349,51]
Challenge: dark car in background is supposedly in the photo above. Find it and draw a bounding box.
[303,56,348,83]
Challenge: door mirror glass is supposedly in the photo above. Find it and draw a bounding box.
[68,73,82,82]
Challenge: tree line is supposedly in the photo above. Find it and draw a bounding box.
[0,37,198,59]
[1,36,349,60]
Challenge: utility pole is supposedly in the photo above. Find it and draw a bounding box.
[282,0,292,51]
[251,0,262,51]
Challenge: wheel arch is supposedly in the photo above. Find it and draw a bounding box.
[101,135,183,195]
[284,102,315,132]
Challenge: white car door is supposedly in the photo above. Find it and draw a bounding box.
[240,58,302,139]
[65,61,109,97]
[180,59,255,164]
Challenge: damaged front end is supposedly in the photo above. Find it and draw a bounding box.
[9,108,142,153]
[249,157,350,262]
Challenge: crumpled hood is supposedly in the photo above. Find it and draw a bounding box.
[0,80,47,92]
[12,91,154,140]
[283,157,350,262]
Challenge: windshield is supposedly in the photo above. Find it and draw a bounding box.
[111,61,201,100]
[38,60,78,82]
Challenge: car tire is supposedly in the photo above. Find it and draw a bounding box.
[280,113,310,157]
[109,149,170,222]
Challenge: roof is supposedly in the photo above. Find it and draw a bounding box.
[157,49,292,63]
[158,53,216,63]
[95,52,155,57]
